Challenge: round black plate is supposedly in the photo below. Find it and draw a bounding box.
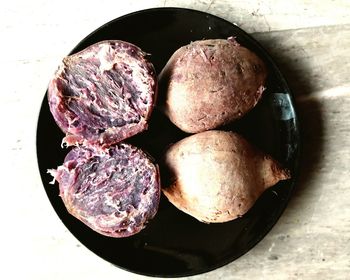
[37,8,300,277]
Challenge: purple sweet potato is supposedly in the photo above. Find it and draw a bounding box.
[163,130,290,223]
[159,38,267,133]
[48,40,157,147]
[49,143,161,237]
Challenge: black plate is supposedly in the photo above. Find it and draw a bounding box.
[37,8,300,277]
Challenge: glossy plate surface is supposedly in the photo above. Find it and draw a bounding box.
[37,8,300,277]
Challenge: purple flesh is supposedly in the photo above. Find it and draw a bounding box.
[49,143,161,238]
[48,40,157,147]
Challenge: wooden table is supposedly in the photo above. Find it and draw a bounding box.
[2,1,349,279]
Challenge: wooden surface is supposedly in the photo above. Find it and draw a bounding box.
[1,0,349,279]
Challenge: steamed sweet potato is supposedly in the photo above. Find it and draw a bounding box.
[159,38,267,133]
[162,130,290,223]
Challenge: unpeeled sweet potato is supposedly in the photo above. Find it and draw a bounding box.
[162,130,290,223]
[159,38,267,133]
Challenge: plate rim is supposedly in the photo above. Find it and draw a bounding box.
[36,7,300,278]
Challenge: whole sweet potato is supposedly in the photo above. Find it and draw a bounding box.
[159,38,267,133]
[162,130,290,223]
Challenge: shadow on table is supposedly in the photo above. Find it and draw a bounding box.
[253,33,325,212]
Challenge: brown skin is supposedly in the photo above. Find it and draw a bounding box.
[162,131,290,223]
[159,38,267,133]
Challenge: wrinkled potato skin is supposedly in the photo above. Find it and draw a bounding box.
[159,38,267,133]
[163,131,290,223]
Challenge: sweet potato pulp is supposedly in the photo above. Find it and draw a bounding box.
[159,38,267,133]
[48,40,157,147]
[49,144,161,237]
[162,131,290,223]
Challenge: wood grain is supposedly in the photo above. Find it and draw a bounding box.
[253,24,350,97]
[1,0,350,279]
[167,0,350,32]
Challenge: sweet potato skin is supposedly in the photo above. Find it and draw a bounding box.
[162,131,290,223]
[159,38,267,133]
